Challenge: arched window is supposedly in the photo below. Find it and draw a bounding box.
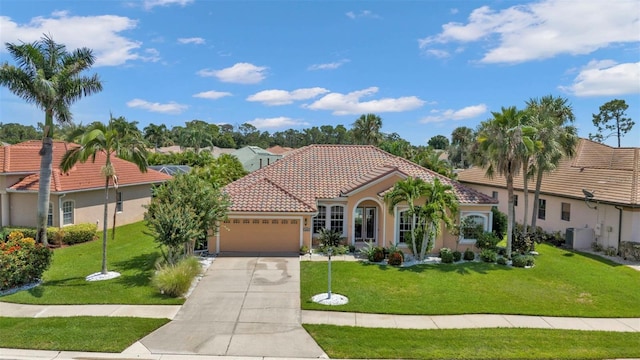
[460,212,489,242]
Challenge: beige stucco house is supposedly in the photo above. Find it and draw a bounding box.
[458,138,640,251]
[0,140,172,229]
[214,144,497,254]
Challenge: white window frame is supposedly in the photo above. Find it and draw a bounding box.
[396,207,414,247]
[47,202,54,227]
[62,200,74,226]
[459,212,490,244]
[312,204,346,237]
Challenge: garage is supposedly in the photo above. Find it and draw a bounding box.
[217,217,301,253]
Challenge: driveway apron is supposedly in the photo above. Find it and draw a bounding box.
[140,256,326,358]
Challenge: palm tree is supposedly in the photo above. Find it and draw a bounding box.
[143,123,173,149]
[352,113,383,145]
[450,126,475,168]
[414,178,458,260]
[0,35,102,245]
[518,111,543,239]
[60,115,148,275]
[384,177,430,257]
[476,107,537,257]
[526,96,578,230]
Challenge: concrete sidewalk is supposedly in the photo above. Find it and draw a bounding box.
[0,302,180,319]
[302,310,640,332]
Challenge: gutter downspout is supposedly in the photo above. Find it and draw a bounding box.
[614,205,623,255]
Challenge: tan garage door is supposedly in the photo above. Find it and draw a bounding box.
[219,218,300,253]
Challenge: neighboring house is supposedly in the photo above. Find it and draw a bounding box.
[266,145,295,157]
[231,146,283,172]
[148,165,191,176]
[0,140,171,229]
[458,138,640,250]
[213,144,497,254]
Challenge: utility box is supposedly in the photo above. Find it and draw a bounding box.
[566,227,595,249]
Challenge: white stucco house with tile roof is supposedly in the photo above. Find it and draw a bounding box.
[213,144,497,254]
[458,138,640,251]
[0,140,172,229]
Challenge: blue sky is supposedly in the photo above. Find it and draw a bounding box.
[1,0,639,147]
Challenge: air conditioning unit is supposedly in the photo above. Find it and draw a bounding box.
[566,227,595,249]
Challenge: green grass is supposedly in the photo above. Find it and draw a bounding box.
[304,325,640,360]
[1,222,183,305]
[0,316,168,352]
[301,244,640,317]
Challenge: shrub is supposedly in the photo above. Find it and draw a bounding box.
[591,242,603,252]
[452,250,462,262]
[491,207,507,238]
[512,254,535,268]
[387,250,404,266]
[497,257,508,265]
[0,231,53,291]
[348,244,356,253]
[480,249,497,263]
[62,223,98,245]
[2,227,59,243]
[299,245,309,255]
[604,246,617,256]
[360,242,385,262]
[152,256,201,297]
[475,231,500,251]
[439,248,454,263]
[463,248,475,261]
[620,241,640,261]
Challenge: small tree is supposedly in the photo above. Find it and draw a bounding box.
[589,99,634,147]
[427,135,450,150]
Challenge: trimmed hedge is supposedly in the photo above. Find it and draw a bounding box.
[2,223,97,246]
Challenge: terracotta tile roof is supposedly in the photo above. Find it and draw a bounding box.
[266,145,295,156]
[457,138,640,207]
[3,140,172,193]
[224,144,497,212]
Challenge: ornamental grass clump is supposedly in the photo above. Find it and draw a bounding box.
[0,231,52,291]
[151,256,201,297]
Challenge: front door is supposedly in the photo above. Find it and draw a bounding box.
[355,207,376,242]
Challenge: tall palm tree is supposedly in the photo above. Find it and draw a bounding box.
[518,111,543,238]
[476,106,537,257]
[450,126,474,168]
[414,178,458,260]
[0,35,102,245]
[61,115,148,275]
[526,96,578,229]
[352,113,383,145]
[384,177,430,257]
[143,123,173,149]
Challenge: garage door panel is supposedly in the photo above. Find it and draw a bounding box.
[220,219,299,252]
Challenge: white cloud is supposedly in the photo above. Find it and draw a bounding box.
[126,98,187,114]
[560,60,640,97]
[193,90,232,100]
[425,49,450,59]
[197,62,267,84]
[0,13,152,67]
[306,87,425,115]
[248,117,309,128]
[419,0,640,64]
[247,87,329,106]
[420,104,487,123]
[178,37,205,45]
[143,0,193,10]
[346,10,381,19]
[308,59,350,71]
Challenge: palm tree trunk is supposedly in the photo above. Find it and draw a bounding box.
[36,137,53,246]
[522,162,530,235]
[102,177,110,275]
[531,169,544,229]
[506,175,514,258]
[410,214,418,259]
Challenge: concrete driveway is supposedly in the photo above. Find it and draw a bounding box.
[140,256,327,358]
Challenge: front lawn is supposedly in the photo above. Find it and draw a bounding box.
[305,325,640,360]
[1,222,183,305]
[0,316,168,352]
[301,243,640,317]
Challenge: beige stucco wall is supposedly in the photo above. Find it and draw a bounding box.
[461,184,639,249]
[6,183,155,228]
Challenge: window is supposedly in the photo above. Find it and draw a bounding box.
[233,219,240,224]
[398,210,413,244]
[271,219,278,224]
[116,192,123,212]
[513,195,518,206]
[281,220,288,225]
[243,219,250,224]
[538,199,546,220]
[62,201,74,225]
[262,219,269,224]
[561,202,571,221]
[253,219,259,224]
[312,205,345,235]
[461,214,486,240]
[492,191,499,199]
[47,202,53,227]
[313,205,326,234]
[330,206,344,234]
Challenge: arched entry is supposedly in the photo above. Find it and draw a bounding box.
[352,197,384,245]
